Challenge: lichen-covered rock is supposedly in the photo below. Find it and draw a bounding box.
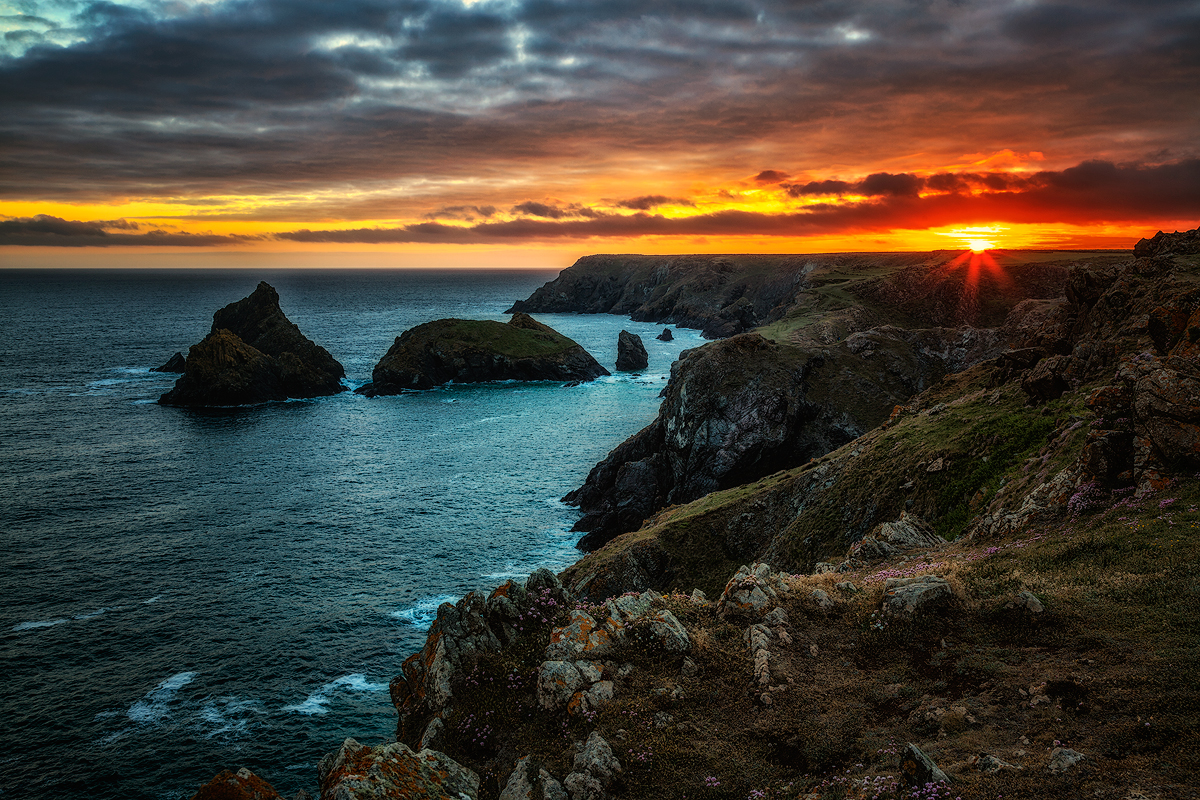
[160,282,345,406]
[537,660,584,710]
[567,731,622,795]
[545,610,616,661]
[317,738,480,800]
[189,768,285,800]
[882,576,954,616]
[615,330,648,371]
[633,609,691,654]
[358,314,608,395]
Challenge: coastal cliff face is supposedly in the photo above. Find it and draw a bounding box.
[563,230,1200,601]
[160,282,345,406]
[357,313,609,396]
[507,252,1073,340]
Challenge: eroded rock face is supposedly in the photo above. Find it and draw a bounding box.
[716,563,790,622]
[390,569,569,744]
[160,282,345,406]
[317,738,480,800]
[882,576,954,616]
[358,314,609,395]
[568,326,1007,549]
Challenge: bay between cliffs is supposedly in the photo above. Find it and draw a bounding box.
[0,267,704,800]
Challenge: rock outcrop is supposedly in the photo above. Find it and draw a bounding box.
[189,768,286,800]
[567,325,1007,550]
[159,282,345,406]
[317,738,480,800]
[153,352,186,373]
[357,313,609,395]
[656,328,673,341]
[615,330,647,371]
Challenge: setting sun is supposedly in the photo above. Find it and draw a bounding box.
[967,239,994,252]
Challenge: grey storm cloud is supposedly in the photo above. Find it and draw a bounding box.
[0,0,1197,218]
[0,215,250,245]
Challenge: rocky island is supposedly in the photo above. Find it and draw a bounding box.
[189,231,1200,800]
[356,312,609,396]
[159,282,345,407]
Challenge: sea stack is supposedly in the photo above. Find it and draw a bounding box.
[159,282,345,406]
[616,330,648,371]
[357,312,610,396]
[656,328,674,341]
[152,352,186,373]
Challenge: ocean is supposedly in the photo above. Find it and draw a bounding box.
[0,268,703,799]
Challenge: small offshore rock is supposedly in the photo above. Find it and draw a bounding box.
[153,352,186,373]
[656,328,674,341]
[616,330,649,371]
[901,742,950,788]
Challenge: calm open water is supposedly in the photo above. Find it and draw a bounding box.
[0,268,701,799]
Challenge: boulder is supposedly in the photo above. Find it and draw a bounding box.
[153,352,186,373]
[656,328,674,341]
[358,313,609,395]
[317,738,480,800]
[160,282,345,406]
[189,768,284,800]
[500,756,567,800]
[717,563,789,621]
[537,661,584,710]
[1047,747,1087,774]
[882,576,953,616]
[562,731,622,800]
[615,330,648,371]
[545,610,616,661]
[900,742,950,788]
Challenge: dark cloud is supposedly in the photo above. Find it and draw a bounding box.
[0,0,1197,232]
[0,215,246,246]
[615,195,692,210]
[753,170,789,184]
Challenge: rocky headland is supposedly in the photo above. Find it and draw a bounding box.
[189,232,1199,800]
[356,313,609,396]
[159,282,345,406]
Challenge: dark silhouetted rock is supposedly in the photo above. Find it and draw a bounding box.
[159,282,345,406]
[152,352,186,373]
[615,330,648,371]
[1133,227,1200,258]
[656,328,674,341]
[357,313,609,396]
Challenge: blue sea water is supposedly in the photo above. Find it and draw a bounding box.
[0,268,702,799]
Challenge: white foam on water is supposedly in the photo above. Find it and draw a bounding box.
[391,594,459,630]
[126,671,198,724]
[12,618,68,631]
[74,606,122,620]
[282,673,387,715]
[199,697,264,738]
[143,595,163,604]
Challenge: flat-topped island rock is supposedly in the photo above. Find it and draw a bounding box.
[357,312,609,396]
[159,282,345,407]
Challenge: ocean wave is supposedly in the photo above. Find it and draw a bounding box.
[282,673,387,715]
[11,618,68,631]
[199,697,266,738]
[391,594,459,630]
[74,606,123,620]
[127,671,198,724]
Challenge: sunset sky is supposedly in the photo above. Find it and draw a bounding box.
[2,0,1198,267]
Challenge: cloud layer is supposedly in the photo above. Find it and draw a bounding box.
[2,0,1198,247]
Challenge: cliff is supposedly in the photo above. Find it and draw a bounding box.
[159,282,345,407]
[356,313,609,396]
[508,252,1076,340]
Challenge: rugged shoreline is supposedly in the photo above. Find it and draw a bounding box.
[189,235,1200,800]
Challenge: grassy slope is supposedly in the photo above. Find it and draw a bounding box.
[440,476,1199,799]
[420,318,579,358]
